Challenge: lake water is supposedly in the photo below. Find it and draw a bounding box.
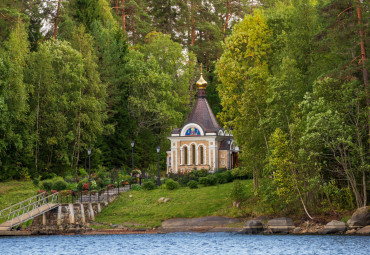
[0,232,369,255]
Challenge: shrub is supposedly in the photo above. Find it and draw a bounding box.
[52,180,67,191]
[82,182,89,190]
[64,175,75,183]
[187,180,198,189]
[206,175,217,186]
[41,181,53,191]
[103,178,111,187]
[33,178,40,186]
[165,179,179,190]
[216,173,228,184]
[40,172,56,181]
[199,175,217,186]
[77,179,88,191]
[230,180,247,203]
[143,181,156,190]
[60,190,72,196]
[199,169,208,177]
[199,177,208,185]
[178,176,190,186]
[78,168,88,177]
[131,184,142,191]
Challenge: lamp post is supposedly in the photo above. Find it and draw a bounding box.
[156,146,161,186]
[88,148,92,182]
[131,140,135,171]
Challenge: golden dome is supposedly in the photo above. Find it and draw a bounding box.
[196,63,207,90]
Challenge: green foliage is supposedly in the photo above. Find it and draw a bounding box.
[142,181,157,190]
[199,175,218,186]
[52,180,68,191]
[32,178,40,187]
[187,180,198,189]
[165,179,180,190]
[131,184,142,191]
[41,180,53,191]
[230,180,247,203]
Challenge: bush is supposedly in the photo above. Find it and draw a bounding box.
[206,175,217,186]
[165,179,179,190]
[178,176,190,186]
[230,180,247,203]
[131,184,142,191]
[199,175,217,186]
[77,179,88,191]
[187,180,198,189]
[143,181,156,190]
[41,180,53,191]
[199,177,208,185]
[216,173,228,184]
[64,175,75,183]
[103,178,111,187]
[40,172,56,181]
[33,178,40,186]
[199,169,208,177]
[52,180,67,191]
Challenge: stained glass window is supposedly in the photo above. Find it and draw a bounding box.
[185,127,200,136]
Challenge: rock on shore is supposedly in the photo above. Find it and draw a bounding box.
[267,217,295,234]
[322,220,346,234]
[347,206,370,228]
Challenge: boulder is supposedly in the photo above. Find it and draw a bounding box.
[322,220,346,234]
[347,206,370,228]
[345,229,357,235]
[242,220,264,234]
[267,217,295,234]
[356,225,370,235]
[293,227,302,234]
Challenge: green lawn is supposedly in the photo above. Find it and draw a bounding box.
[95,180,254,228]
[0,180,39,211]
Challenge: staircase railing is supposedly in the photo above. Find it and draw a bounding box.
[0,192,59,229]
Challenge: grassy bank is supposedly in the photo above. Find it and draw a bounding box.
[94,180,255,229]
[0,181,38,211]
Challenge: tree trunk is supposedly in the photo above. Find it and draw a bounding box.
[35,77,40,174]
[356,1,369,145]
[122,0,126,32]
[223,0,230,42]
[115,0,119,15]
[253,165,258,195]
[53,0,61,39]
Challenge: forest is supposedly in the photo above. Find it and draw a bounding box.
[0,0,368,215]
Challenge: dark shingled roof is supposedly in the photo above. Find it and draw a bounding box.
[171,128,181,134]
[183,97,221,133]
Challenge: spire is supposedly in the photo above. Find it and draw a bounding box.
[196,63,207,90]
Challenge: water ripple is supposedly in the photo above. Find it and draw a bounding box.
[0,233,369,255]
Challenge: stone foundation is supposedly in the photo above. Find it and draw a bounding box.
[29,202,106,234]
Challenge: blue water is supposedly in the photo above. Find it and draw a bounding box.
[0,233,369,255]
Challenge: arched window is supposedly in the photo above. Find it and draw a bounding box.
[200,146,204,164]
[184,147,188,164]
[192,145,196,165]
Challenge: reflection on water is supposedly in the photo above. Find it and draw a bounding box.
[0,232,369,255]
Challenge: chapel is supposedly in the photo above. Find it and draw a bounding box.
[166,66,239,174]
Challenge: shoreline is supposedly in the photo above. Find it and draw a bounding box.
[1,227,369,236]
